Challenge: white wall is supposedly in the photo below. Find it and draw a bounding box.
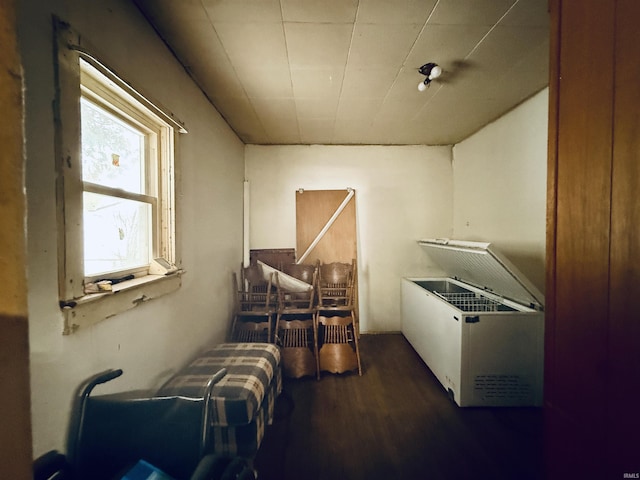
[452,89,548,293]
[19,0,245,457]
[245,145,453,333]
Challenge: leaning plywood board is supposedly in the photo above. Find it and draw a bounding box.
[295,189,356,265]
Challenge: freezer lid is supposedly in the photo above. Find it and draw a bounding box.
[418,238,545,309]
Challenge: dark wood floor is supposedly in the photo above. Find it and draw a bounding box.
[254,333,543,480]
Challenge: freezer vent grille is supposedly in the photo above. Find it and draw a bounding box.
[474,375,532,402]
[435,292,509,312]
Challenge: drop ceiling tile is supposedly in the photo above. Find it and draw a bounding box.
[340,67,399,98]
[161,22,230,71]
[296,97,340,119]
[137,0,551,145]
[202,0,283,22]
[251,97,298,121]
[368,118,416,144]
[251,100,300,143]
[372,121,427,144]
[413,93,506,141]
[333,98,383,143]
[361,129,398,144]
[332,122,380,144]
[404,24,491,69]
[356,0,437,25]
[331,131,368,145]
[242,130,272,144]
[374,96,430,124]
[435,68,504,104]
[196,64,247,98]
[335,96,385,120]
[442,66,498,100]
[487,55,548,108]
[235,67,294,98]
[137,18,217,69]
[214,96,268,143]
[263,122,302,144]
[215,22,289,68]
[493,77,545,110]
[444,76,502,104]
[385,66,439,99]
[499,0,549,27]
[281,0,358,23]
[135,0,207,22]
[290,67,345,98]
[349,23,422,68]
[430,58,484,87]
[285,23,353,68]
[429,0,515,26]
[468,25,548,73]
[513,36,550,77]
[298,118,335,144]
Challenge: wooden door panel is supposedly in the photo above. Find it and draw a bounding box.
[546,0,614,477]
[295,189,356,265]
[547,0,640,476]
[553,0,613,422]
[608,0,640,468]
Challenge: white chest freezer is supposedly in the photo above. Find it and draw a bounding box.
[401,239,544,407]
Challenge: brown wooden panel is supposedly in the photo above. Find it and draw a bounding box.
[546,0,615,477]
[553,0,613,418]
[250,248,296,268]
[0,0,32,476]
[544,0,560,412]
[295,189,356,265]
[608,0,640,470]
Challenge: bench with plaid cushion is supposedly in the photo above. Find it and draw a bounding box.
[158,342,282,457]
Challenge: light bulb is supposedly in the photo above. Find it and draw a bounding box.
[418,81,428,92]
[429,65,442,80]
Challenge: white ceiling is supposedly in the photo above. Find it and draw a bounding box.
[133,0,549,146]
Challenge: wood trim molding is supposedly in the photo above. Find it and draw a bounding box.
[0,0,33,476]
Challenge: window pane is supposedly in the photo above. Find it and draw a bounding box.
[80,97,145,194]
[83,192,151,277]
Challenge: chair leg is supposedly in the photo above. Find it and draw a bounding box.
[313,312,320,380]
[273,313,281,345]
[269,313,276,344]
[230,314,239,342]
[351,313,362,376]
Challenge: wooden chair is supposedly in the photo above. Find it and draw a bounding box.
[315,260,362,376]
[232,317,272,343]
[281,263,316,286]
[275,264,319,379]
[230,264,277,343]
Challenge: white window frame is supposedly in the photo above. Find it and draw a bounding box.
[53,18,186,334]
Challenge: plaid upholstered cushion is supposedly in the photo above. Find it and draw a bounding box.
[209,371,282,456]
[158,343,280,427]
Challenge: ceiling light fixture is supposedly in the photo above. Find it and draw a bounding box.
[417,62,442,91]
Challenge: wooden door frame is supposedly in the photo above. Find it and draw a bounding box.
[0,0,33,476]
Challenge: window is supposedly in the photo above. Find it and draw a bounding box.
[80,61,172,280]
[54,19,185,333]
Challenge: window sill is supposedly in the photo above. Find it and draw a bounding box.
[61,271,184,335]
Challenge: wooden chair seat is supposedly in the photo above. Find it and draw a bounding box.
[315,260,361,376]
[275,264,319,379]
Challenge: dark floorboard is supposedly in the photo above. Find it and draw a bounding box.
[254,333,543,480]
